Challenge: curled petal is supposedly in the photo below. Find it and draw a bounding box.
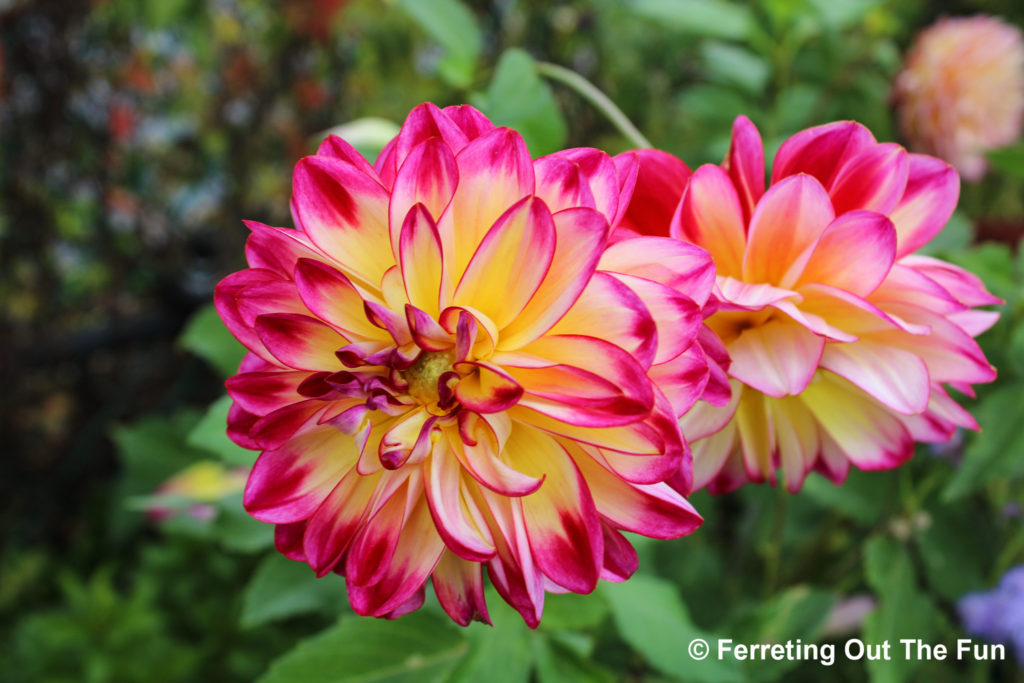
[255,313,348,371]
[454,362,524,413]
[399,204,448,316]
[294,258,387,341]
[389,138,459,265]
[599,237,716,307]
[797,211,897,296]
[432,552,490,626]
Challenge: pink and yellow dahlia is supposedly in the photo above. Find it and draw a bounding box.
[625,116,999,493]
[215,103,719,625]
[894,15,1024,181]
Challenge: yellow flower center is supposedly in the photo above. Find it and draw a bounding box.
[404,349,456,405]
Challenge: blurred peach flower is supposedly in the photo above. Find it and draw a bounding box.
[894,15,1024,181]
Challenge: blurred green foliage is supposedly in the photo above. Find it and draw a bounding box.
[3,0,1024,681]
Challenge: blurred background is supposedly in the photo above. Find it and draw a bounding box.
[2,0,1023,681]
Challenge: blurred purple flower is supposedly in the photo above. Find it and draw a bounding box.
[958,565,1024,664]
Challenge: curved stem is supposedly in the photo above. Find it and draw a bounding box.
[536,61,653,149]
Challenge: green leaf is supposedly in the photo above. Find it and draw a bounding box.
[534,636,615,683]
[701,42,769,95]
[806,0,880,31]
[449,594,533,683]
[631,0,754,41]
[943,381,1024,500]
[602,574,744,682]
[470,49,568,157]
[801,468,892,525]
[862,536,944,683]
[112,410,209,498]
[241,554,350,628]
[187,394,258,467]
[987,142,1024,181]
[537,591,609,632]
[178,304,245,378]
[211,494,275,553]
[259,612,468,683]
[395,0,481,88]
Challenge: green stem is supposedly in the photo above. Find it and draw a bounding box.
[535,61,653,149]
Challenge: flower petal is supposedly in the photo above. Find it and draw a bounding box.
[432,551,490,626]
[612,149,691,237]
[599,236,716,307]
[828,143,909,215]
[440,127,534,280]
[672,163,747,277]
[425,446,496,562]
[243,427,353,523]
[498,207,609,350]
[571,446,702,539]
[291,156,393,290]
[294,258,387,341]
[302,465,380,575]
[453,196,555,329]
[771,120,876,187]
[724,115,765,222]
[545,271,657,368]
[255,313,348,371]
[797,210,897,296]
[889,154,960,257]
[506,425,603,594]
[743,174,835,288]
[728,318,825,397]
[454,362,524,413]
[820,340,930,415]
[389,137,459,263]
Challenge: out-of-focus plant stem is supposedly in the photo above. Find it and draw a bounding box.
[536,61,653,149]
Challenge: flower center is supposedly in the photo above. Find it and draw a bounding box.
[403,349,456,405]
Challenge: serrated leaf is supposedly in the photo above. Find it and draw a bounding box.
[188,394,258,467]
[258,612,468,683]
[395,0,480,88]
[471,49,567,156]
[631,0,754,41]
[241,554,350,628]
[602,575,744,682]
[178,304,245,378]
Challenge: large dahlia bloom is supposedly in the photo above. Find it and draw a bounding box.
[894,15,1024,181]
[632,117,999,493]
[215,103,718,625]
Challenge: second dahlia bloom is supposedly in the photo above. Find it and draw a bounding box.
[635,117,999,493]
[894,15,1024,181]
[215,103,717,625]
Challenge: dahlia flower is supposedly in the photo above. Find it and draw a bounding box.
[894,15,1024,181]
[627,116,999,493]
[215,103,718,625]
